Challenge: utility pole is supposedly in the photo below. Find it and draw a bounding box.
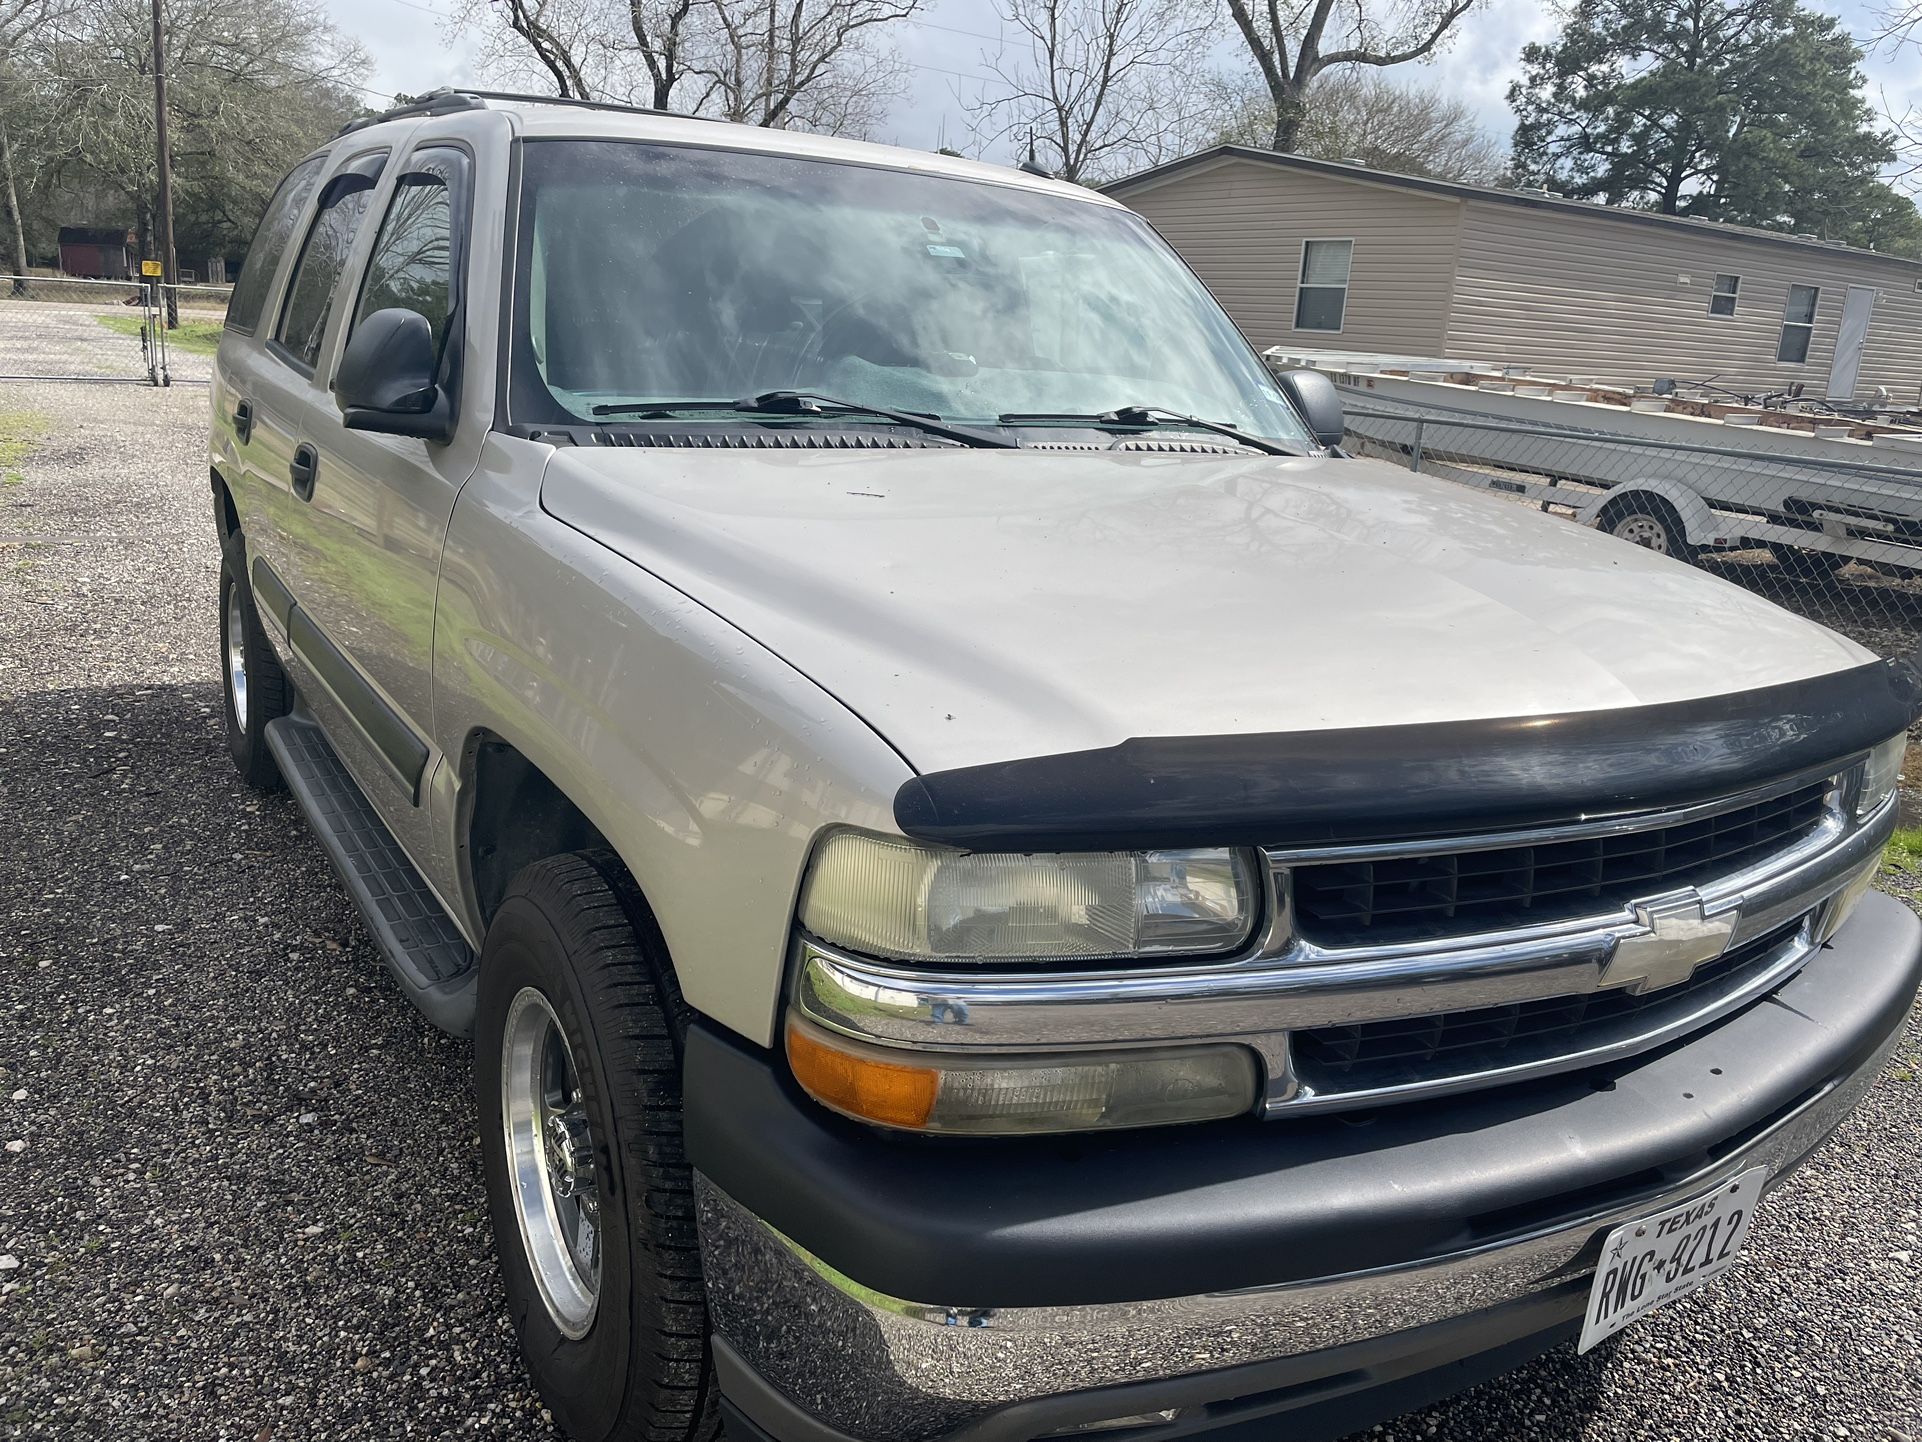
[150,0,177,326]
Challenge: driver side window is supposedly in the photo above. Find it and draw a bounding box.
[353,171,456,359]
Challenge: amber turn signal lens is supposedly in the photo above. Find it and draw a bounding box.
[786,1018,1260,1134]
[786,1021,940,1130]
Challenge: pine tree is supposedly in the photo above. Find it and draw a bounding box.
[1509,0,1922,256]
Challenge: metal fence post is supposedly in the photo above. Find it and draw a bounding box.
[144,281,160,386]
[1410,419,1425,473]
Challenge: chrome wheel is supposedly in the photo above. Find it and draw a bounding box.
[224,586,249,729]
[1611,513,1673,554]
[501,987,602,1337]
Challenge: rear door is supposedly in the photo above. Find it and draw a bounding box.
[294,143,479,795]
[256,123,493,873]
[213,154,326,552]
[240,143,392,633]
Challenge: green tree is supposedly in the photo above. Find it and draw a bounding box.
[1510,0,1922,256]
[12,0,367,273]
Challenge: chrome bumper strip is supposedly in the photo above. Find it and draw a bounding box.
[698,1014,1899,1442]
[794,792,1893,1114]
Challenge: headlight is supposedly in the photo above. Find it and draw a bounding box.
[798,831,1259,963]
[1859,733,1907,820]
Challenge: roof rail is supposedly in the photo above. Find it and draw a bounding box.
[336,86,720,137]
[337,88,486,136]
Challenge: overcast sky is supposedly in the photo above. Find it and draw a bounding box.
[323,0,1921,176]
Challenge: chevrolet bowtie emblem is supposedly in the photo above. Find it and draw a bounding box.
[1599,889,1737,995]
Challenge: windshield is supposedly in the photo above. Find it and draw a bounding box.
[508,140,1312,446]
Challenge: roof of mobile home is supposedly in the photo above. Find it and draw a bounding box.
[1106,147,1922,271]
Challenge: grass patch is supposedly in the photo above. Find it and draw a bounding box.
[1882,827,1922,873]
[0,408,48,488]
[94,312,223,355]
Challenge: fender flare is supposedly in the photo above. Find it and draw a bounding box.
[1576,479,1714,544]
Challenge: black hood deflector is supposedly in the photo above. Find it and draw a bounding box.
[893,658,1921,852]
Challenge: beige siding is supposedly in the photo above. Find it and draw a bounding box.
[1446,200,1922,403]
[1118,158,1462,355]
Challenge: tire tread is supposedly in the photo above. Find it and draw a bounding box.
[494,850,722,1442]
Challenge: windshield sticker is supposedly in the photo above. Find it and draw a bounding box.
[926,243,967,259]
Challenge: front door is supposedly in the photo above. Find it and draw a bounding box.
[1825,285,1876,400]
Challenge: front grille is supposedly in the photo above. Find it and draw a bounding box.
[1292,918,1806,1096]
[1290,780,1830,946]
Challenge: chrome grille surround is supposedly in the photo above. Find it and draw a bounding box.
[791,758,1895,1117]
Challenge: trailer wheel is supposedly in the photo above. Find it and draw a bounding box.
[1599,497,1695,563]
[1766,544,1850,585]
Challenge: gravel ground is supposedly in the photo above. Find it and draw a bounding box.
[1,380,1919,1441]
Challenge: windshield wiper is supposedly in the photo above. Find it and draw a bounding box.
[592,390,1017,449]
[997,405,1303,456]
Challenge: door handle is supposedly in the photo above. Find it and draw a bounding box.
[232,399,254,444]
[289,443,318,502]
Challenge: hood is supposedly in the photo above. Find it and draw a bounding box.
[540,446,1871,776]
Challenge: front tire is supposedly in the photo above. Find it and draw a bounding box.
[476,852,718,1442]
[1600,496,1695,563]
[218,536,289,790]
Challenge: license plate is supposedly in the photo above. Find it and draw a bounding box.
[1578,1166,1768,1353]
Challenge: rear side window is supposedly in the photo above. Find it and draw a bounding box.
[275,156,387,373]
[354,173,455,353]
[226,158,324,335]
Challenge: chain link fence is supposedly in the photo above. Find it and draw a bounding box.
[0,275,229,385]
[154,283,231,385]
[1341,396,1922,662]
[0,274,163,383]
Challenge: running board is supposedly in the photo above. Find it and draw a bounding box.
[265,716,478,1036]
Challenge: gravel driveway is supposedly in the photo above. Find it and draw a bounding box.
[2,381,1919,1441]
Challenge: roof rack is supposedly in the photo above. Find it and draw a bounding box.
[337,86,716,136]
[337,89,486,135]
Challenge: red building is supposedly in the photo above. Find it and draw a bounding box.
[56,226,135,279]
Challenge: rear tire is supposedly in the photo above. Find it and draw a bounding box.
[476,851,719,1442]
[217,535,289,791]
[1600,496,1695,564]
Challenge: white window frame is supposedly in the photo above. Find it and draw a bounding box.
[1294,238,1353,334]
[1777,283,1820,364]
[1707,273,1740,318]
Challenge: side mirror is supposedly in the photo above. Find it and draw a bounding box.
[1275,368,1345,450]
[336,308,454,443]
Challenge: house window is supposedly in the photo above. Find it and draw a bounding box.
[1708,273,1740,317]
[1295,239,1352,332]
[1777,284,1819,363]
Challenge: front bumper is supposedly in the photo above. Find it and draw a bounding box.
[688,890,1922,1442]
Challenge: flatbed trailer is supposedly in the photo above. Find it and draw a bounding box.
[1276,359,1922,574]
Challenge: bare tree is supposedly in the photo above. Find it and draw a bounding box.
[0,0,75,279]
[1869,5,1922,193]
[1220,0,1482,152]
[457,0,920,135]
[1211,67,1505,182]
[628,0,707,109]
[452,0,708,108]
[496,0,599,95]
[1870,0,1921,48]
[964,0,1221,182]
[689,0,919,130]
